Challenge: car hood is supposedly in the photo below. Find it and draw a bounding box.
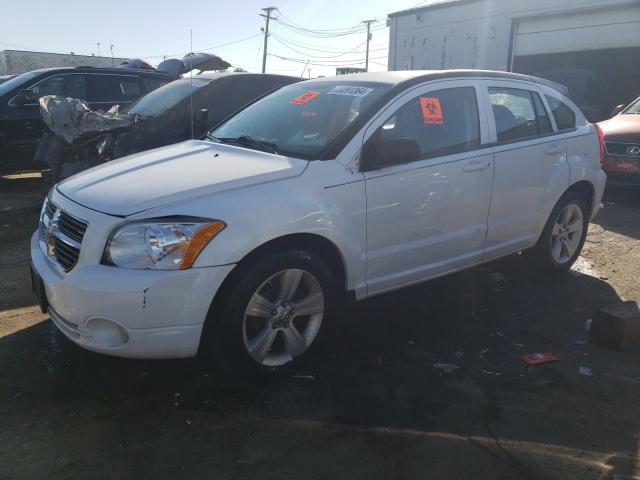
[598,114,640,142]
[56,140,308,216]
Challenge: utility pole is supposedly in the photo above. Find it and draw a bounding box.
[362,20,375,72]
[260,6,277,73]
[95,42,101,57]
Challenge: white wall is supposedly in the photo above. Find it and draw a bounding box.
[387,0,640,71]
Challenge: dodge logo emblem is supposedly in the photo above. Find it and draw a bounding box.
[627,145,640,156]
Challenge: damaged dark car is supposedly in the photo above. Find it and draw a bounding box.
[37,72,300,181]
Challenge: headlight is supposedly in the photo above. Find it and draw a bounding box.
[103,219,225,270]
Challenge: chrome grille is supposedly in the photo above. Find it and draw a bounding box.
[605,141,640,157]
[58,211,88,243]
[40,199,88,273]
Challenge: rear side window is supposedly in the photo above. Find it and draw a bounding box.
[489,87,552,142]
[378,86,480,159]
[545,95,576,131]
[90,75,144,102]
[141,77,169,93]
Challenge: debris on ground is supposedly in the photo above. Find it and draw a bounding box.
[579,366,594,377]
[591,301,640,350]
[432,363,460,374]
[520,352,560,366]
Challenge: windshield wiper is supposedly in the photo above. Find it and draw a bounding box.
[213,135,278,154]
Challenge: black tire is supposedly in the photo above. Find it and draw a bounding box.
[527,191,590,273]
[201,249,337,380]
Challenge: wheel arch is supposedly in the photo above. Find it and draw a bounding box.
[565,180,596,216]
[203,233,351,330]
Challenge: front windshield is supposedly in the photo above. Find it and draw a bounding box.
[125,77,211,117]
[0,70,40,98]
[209,81,391,159]
[624,97,640,114]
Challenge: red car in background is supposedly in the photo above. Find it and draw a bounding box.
[598,96,640,186]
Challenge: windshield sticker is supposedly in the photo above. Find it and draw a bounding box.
[327,86,374,97]
[419,97,444,124]
[291,91,321,105]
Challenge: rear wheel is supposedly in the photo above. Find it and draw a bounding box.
[203,249,335,379]
[528,192,589,272]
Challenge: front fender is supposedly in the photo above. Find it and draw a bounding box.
[139,161,368,295]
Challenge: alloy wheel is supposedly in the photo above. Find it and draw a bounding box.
[242,269,324,367]
[550,203,584,264]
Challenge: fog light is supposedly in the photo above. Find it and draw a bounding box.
[85,318,128,348]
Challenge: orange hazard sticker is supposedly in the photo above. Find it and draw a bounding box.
[291,91,320,105]
[419,97,444,124]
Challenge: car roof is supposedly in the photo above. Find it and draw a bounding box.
[179,71,300,81]
[24,66,171,77]
[312,69,568,95]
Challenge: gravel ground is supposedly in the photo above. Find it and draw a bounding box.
[1,175,639,480]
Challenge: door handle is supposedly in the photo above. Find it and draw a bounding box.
[545,144,564,155]
[462,159,491,173]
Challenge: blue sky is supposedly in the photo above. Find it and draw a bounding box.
[0,0,425,76]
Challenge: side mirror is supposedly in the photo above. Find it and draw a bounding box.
[12,89,37,106]
[611,104,625,117]
[361,137,421,171]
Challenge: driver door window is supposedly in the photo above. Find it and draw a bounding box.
[375,86,480,161]
[30,74,87,101]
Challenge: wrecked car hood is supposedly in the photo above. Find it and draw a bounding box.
[40,96,132,143]
[56,140,308,216]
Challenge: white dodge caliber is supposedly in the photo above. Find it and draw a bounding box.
[31,70,606,376]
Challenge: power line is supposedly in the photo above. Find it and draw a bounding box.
[275,10,368,36]
[143,33,262,60]
[272,35,367,59]
[271,34,366,54]
[267,52,387,67]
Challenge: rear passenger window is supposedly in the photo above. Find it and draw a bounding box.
[378,87,480,159]
[91,75,143,102]
[141,77,169,93]
[489,87,551,142]
[545,95,576,131]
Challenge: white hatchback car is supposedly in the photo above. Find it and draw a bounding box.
[31,70,606,376]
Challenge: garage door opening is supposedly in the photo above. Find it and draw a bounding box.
[513,46,640,122]
[511,4,640,122]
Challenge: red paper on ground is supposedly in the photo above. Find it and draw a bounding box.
[520,352,559,365]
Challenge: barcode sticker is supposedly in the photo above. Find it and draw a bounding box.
[327,86,374,97]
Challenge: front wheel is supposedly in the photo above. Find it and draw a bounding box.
[528,192,589,272]
[203,249,336,379]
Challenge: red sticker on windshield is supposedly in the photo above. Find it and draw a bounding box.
[291,91,320,105]
[419,97,444,124]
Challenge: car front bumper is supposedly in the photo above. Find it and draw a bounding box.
[31,231,235,359]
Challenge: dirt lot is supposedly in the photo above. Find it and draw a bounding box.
[1,175,640,480]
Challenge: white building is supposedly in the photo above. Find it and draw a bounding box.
[387,0,640,120]
[0,50,129,75]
